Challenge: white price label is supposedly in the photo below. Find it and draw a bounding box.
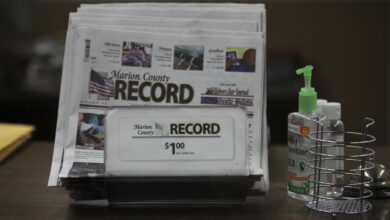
[118,117,235,161]
[105,107,248,177]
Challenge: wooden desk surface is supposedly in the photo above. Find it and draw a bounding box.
[0,141,390,220]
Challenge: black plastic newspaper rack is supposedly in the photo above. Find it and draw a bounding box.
[61,175,263,206]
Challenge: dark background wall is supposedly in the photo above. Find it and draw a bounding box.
[266,2,388,144]
[0,0,388,145]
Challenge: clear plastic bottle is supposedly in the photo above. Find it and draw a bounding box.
[287,65,319,201]
[288,112,317,201]
[323,102,344,198]
[316,99,327,117]
[316,98,328,194]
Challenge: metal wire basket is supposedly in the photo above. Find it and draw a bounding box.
[306,117,376,215]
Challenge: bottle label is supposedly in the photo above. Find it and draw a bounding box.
[287,124,312,195]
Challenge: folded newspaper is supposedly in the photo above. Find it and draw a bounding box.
[49,3,268,202]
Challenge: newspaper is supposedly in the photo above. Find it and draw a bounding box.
[77,5,265,26]
[48,3,268,194]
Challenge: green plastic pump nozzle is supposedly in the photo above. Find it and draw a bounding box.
[296,65,317,113]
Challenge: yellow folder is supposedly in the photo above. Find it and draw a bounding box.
[0,123,35,163]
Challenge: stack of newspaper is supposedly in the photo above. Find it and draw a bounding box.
[48,3,268,203]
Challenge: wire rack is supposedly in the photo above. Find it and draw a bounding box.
[306,117,376,215]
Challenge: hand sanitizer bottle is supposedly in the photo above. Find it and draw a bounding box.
[287,65,319,201]
[322,102,344,198]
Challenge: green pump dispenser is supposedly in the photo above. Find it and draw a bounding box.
[296,65,317,113]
